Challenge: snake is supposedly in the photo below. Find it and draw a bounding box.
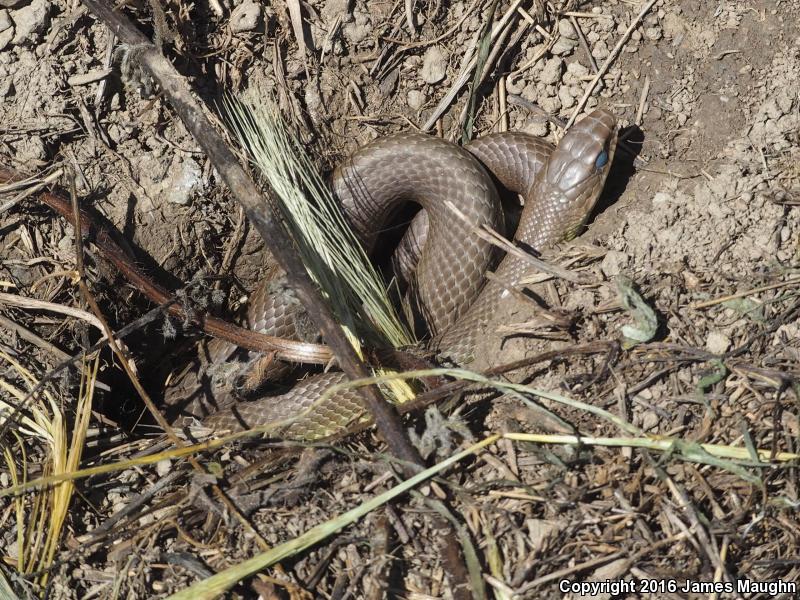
[170,108,618,438]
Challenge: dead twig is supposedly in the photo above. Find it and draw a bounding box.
[0,164,332,365]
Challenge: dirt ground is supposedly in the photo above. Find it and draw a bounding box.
[0,0,799,597]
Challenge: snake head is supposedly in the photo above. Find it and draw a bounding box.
[529,109,618,245]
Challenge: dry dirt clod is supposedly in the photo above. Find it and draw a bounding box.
[229,0,261,33]
[420,45,448,84]
[539,56,563,85]
[9,0,47,45]
[407,89,426,110]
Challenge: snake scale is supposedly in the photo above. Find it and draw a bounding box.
[169,109,618,438]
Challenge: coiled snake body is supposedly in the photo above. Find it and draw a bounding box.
[173,109,618,438]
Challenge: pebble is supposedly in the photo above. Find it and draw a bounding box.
[776,92,793,115]
[229,0,260,33]
[155,459,172,477]
[557,18,578,40]
[645,26,662,40]
[706,331,731,355]
[600,250,628,277]
[505,74,524,95]
[557,85,575,109]
[566,60,589,78]
[539,94,561,115]
[523,118,548,137]
[10,0,49,45]
[640,410,659,432]
[0,8,10,31]
[407,89,425,110]
[420,45,447,84]
[591,39,609,60]
[164,156,204,205]
[539,56,563,85]
[550,36,576,56]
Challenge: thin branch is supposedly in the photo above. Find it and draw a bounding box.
[0,165,332,365]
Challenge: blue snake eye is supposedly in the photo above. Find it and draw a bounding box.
[594,150,609,169]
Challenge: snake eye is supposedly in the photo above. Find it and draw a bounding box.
[594,149,609,169]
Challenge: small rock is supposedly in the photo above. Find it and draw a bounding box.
[505,75,524,95]
[229,0,260,33]
[10,0,49,45]
[640,410,659,432]
[550,36,576,56]
[557,18,577,40]
[557,85,575,109]
[155,459,172,477]
[539,56,563,85]
[420,45,447,84]
[600,250,628,277]
[407,89,425,110]
[0,9,11,31]
[522,118,548,137]
[682,270,701,289]
[644,26,662,40]
[566,61,589,78]
[0,24,11,51]
[591,39,609,60]
[164,156,204,205]
[706,331,731,355]
[0,0,25,8]
[304,84,322,123]
[539,94,561,115]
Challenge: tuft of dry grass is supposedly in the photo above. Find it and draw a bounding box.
[0,348,96,588]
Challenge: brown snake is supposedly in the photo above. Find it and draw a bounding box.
[170,109,618,438]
